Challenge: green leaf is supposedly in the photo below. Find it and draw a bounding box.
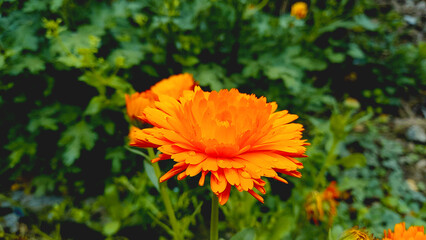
[6,138,37,168]
[292,57,328,71]
[108,42,145,68]
[103,220,120,236]
[264,65,301,81]
[339,153,367,168]
[188,64,225,91]
[328,225,344,240]
[106,148,125,173]
[32,175,56,196]
[0,55,5,69]
[58,121,98,166]
[242,61,261,78]
[27,104,60,132]
[50,0,63,12]
[84,96,104,115]
[173,54,199,66]
[230,228,256,240]
[141,65,159,77]
[8,55,45,75]
[144,161,160,191]
[23,0,48,12]
[325,48,345,63]
[354,14,378,31]
[104,121,115,135]
[317,20,356,35]
[348,43,365,59]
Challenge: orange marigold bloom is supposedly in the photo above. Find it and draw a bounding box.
[130,86,309,205]
[125,90,157,121]
[151,73,196,99]
[382,222,426,240]
[125,73,195,121]
[291,2,308,19]
[305,181,340,225]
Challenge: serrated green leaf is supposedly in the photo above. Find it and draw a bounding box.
[84,96,104,115]
[8,16,39,52]
[188,64,225,91]
[108,42,145,68]
[8,55,45,75]
[6,138,37,168]
[28,117,58,132]
[58,121,98,166]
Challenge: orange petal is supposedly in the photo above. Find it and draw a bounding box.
[223,168,240,186]
[218,184,232,205]
[248,189,264,203]
[199,171,207,186]
[202,157,218,171]
[159,163,187,182]
[210,171,227,193]
[186,163,202,177]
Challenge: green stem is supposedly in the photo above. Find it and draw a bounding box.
[314,139,339,189]
[210,194,219,240]
[148,148,182,240]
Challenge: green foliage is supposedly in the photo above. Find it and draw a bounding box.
[0,0,425,239]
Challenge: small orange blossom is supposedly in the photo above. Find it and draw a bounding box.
[125,73,195,121]
[291,2,308,19]
[305,181,340,225]
[383,222,425,240]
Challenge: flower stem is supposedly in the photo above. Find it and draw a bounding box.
[314,139,339,189]
[148,148,182,240]
[210,194,219,240]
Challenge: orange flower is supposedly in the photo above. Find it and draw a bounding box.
[305,181,340,225]
[130,86,308,205]
[382,222,425,240]
[125,73,195,121]
[125,90,157,121]
[291,2,308,19]
[151,73,195,99]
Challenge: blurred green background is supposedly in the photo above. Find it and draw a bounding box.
[0,0,425,239]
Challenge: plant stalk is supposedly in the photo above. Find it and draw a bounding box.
[148,148,182,240]
[314,138,339,189]
[210,194,219,240]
